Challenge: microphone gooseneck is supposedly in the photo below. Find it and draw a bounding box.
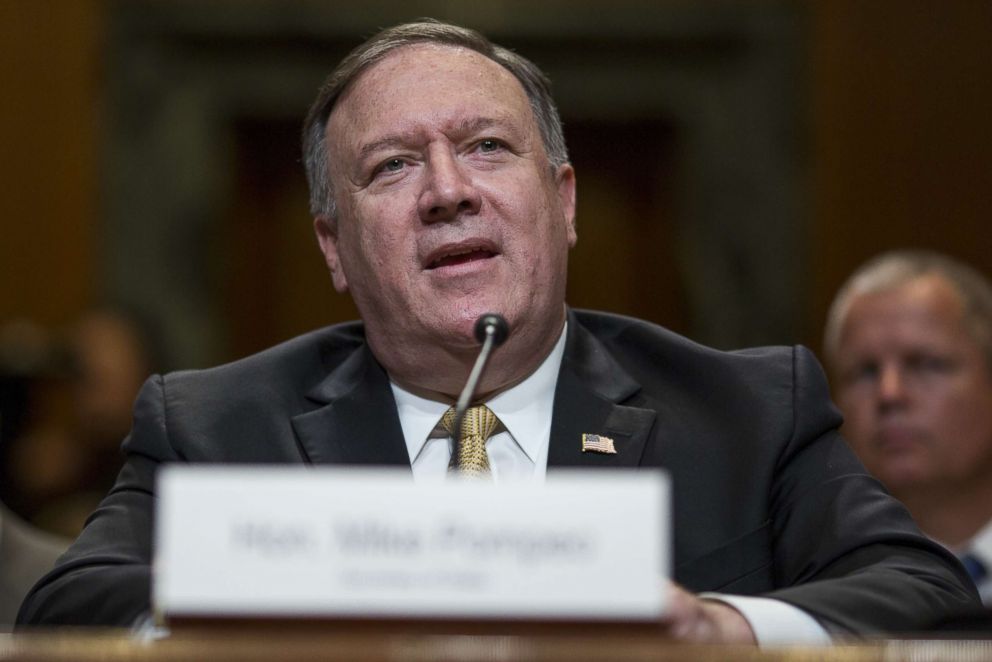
[451,313,510,470]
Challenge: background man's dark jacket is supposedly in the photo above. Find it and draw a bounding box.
[18,310,979,632]
[1,503,68,631]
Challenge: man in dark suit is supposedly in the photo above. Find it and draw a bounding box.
[18,20,978,641]
[825,251,992,606]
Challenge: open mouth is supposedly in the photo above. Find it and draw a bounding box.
[424,241,499,270]
[428,248,496,269]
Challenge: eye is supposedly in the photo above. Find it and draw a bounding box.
[844,361,879,386]
[906,353,954,375]
[378,158,405,174]
[477,138,504,153]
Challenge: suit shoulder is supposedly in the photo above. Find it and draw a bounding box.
[572,308,803,373]
[569,309,833,415]
[160,322,365,404]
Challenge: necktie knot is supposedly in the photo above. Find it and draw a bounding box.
[440,405,499,478]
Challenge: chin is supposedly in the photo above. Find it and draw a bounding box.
[875,463,934,494]
[424,318,486,348]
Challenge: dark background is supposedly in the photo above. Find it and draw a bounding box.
[3,0,990,371]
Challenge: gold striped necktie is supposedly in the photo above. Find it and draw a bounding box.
[440,405,499,479]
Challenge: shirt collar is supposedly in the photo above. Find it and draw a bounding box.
[390,322,568,465]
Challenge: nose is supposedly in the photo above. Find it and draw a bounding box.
[417,149,482,223]
[876,363,908,409]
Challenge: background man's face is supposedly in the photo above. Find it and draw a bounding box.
[318,44,576,357]
[834,274,992,497]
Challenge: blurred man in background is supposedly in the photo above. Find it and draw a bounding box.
[0,309,157,538]
[0,321,71,630]
[825,250,992,604]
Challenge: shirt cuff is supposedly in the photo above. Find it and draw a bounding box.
[131,610,170,641]
[700,593,832,647]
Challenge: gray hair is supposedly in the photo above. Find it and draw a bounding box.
[824,250,992,370]
[302,18,569,221]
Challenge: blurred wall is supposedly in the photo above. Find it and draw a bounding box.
[0,1,102,326]
[809,1,992,351]
[2,1,990,365]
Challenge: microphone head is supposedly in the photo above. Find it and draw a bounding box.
[474,313,509,346]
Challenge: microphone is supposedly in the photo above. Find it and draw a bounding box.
[450,313,510,470]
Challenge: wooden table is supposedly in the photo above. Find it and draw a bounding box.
[2,622,991,662]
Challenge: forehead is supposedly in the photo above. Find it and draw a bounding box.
[841,275,970,350]
[327,44,535,146]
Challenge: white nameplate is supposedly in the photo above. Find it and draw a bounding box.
[154,466,669,621]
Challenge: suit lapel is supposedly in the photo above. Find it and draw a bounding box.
[548,313,657,468]
[291,343,410,467]
[291,314,657,470]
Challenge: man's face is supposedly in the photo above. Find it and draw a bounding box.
[834,275,992,497]
[316,44,576,381]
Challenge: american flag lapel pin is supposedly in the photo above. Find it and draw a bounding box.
[581,433,617,454]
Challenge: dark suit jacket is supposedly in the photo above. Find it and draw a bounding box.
[17,310,979,633]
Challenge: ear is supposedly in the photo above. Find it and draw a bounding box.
[313,215,349,293]
[555,164,577,247]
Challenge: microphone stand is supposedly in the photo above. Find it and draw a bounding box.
[450,314,509,470]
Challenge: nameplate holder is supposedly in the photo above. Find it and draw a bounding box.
[153,466,669,621]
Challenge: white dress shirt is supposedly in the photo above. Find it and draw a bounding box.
[388,323,830,647]
[391,324,564,484]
